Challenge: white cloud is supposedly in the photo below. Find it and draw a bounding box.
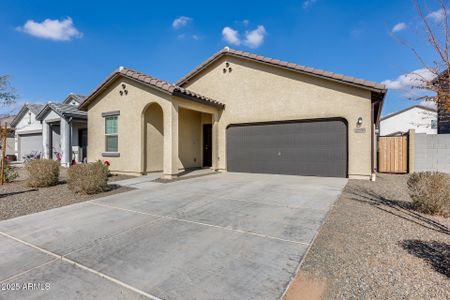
[244,25,266,48]
[17,17,82,41]
[427,8,446,23]
[222,25,266,48]
[419,99,438,109]
[172,16,192,29]
[177,33,201,41]
[392,22,407,33]
[222,26,241,45]
[303,0,317,9]
[382,68,435,90]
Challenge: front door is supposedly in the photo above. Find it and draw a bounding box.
[203,124,212,167]
[79,128,88,162]
[50,124,61,160]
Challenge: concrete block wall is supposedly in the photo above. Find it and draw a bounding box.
[414,133,450,173]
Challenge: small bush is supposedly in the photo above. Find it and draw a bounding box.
[67,161,109,194]
[407,172,450,216]
[26,159,60,187]
[4,163,19,183]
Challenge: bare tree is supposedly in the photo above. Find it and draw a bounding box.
[393,1,449,112]
[0,75,16,106]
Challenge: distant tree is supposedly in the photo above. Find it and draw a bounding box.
[414,0,449,113]
[0,75,16,106]
[393,0,450,113]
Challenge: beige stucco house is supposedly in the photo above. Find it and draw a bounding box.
[79,48,386,180]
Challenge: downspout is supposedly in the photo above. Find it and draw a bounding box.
[371,101,375,179]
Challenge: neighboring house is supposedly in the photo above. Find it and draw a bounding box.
[379,105,438,136]
[10,104,45,161]
[36,93,87,166]
[79,48,386,180]
[0,114,16,156]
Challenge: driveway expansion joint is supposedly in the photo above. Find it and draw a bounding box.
[0,231,162,300]
[88,201,310,246]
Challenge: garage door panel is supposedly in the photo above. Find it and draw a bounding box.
[226,120,347,178]
[19,133,42,160]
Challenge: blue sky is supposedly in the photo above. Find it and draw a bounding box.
[0,0,444,115]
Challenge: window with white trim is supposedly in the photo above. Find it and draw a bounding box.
[105,116,118,152]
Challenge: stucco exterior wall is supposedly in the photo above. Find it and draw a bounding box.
[86,77,217,175]
[144,104,164,172]
[14,109,42,134]
[183,56,374,179]
[380,107,437,136]
[178,108,202,169]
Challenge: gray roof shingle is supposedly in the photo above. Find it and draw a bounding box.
[10,104,45,128]
[36,103,87,120]
[26,104,45,115]
[64,93,87,104]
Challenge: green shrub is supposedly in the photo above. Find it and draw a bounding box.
[67,161,109,194]
[4,163,19,183]
[407,172,450,216]
[26,159,60,187]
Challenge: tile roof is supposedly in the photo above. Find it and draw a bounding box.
[176,47,387,93]
[79,67,225,110]
[10,104,45,128]
[36,103,87,120]
[26,104,45,115]
[64,93,86,104]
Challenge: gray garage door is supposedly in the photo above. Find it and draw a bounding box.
[19,133,42,160]
[226,119,347,177]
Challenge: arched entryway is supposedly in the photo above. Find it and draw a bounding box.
[143,103,164,173]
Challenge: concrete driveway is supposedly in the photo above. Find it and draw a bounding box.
[0,172,346,300]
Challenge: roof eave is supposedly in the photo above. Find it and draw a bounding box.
[172,90,225,109]
[35,105,50,121]
[176,50,387,95]
[380,104,437,121]
[80,70,224,111]
[10,105,29,128]
[79,72,121,111]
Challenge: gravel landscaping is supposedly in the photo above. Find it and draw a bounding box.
[285,173,449,300]
[0,167,135,221]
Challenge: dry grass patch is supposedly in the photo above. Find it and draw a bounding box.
[67,161,109,194]
[407,172,450,217]
[26,159,60,187]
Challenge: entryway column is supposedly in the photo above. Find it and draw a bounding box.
[212,112,219,171]
[42,122,51,159]
[162,102,179,179]
[60,118,71,166]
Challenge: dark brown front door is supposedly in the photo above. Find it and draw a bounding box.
[203,124,212,167]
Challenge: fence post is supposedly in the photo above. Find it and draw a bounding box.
[0,122,6,185]
[408,129,415,174]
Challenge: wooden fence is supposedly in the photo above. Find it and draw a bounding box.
[378,136,408,173]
